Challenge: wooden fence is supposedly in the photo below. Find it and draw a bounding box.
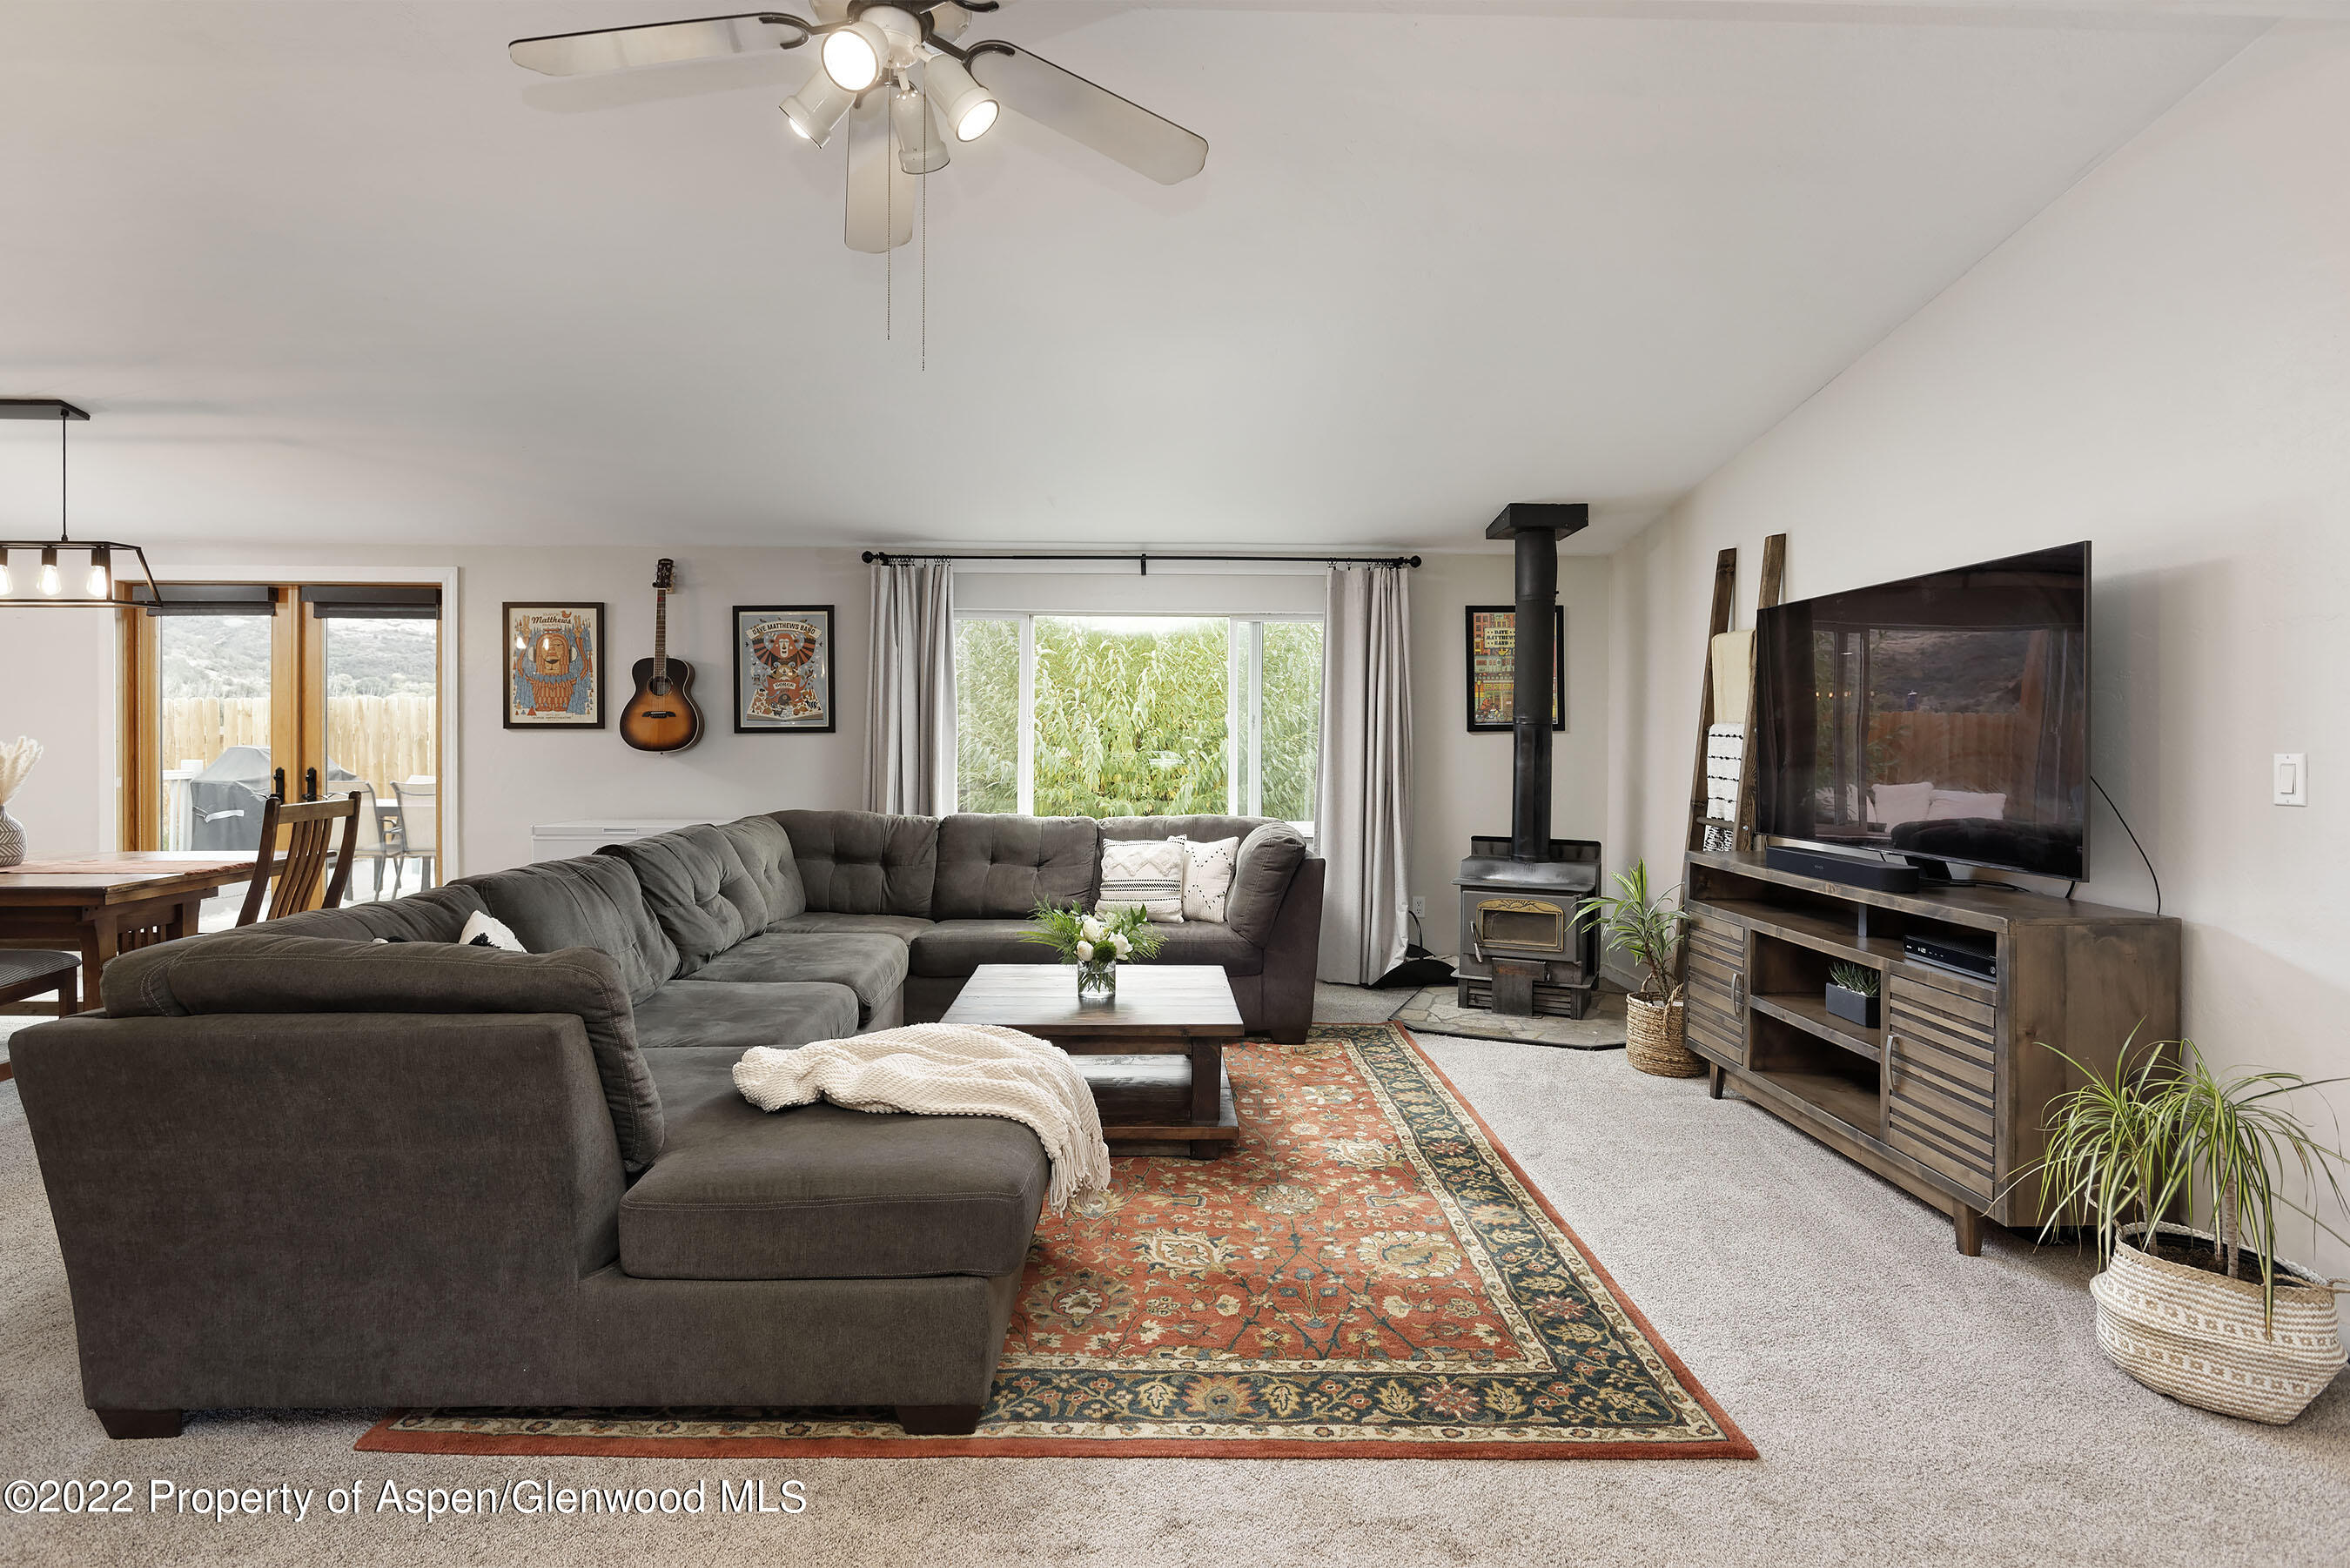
[161,694,435,797]
[1865,711,2033,795]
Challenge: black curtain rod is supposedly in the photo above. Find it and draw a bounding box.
[861,550,1423,573]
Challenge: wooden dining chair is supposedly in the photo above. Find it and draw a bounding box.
[0,951,82,1080]
[234,794,363,927]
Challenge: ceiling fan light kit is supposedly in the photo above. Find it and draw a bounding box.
[923,52,997,142]
[781,70,855,144]
[507,1,1210,253]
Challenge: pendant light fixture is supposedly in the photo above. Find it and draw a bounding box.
[0,399,162,608]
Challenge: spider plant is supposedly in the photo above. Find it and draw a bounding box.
[2030,1032,2350,1324]
[1575,860,1689,1005]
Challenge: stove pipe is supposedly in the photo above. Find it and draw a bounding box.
[1484,503,1590,862]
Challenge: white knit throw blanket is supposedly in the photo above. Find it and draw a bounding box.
[733,1023,1112,1212]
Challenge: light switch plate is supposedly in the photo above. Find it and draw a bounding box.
[2274,753,2308,807]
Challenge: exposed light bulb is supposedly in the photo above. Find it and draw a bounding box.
[923,55,997,142]
[39,546,60,597]
[821,22,884,92]
[86,546,111,598]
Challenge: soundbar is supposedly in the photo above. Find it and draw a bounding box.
[1763,844,1920,895]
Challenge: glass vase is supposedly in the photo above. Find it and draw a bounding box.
[1077,957,1118,1000]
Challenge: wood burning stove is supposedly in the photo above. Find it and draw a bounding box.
[1454,503,1602,1020]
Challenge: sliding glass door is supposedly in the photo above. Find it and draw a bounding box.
[127,582,442,923]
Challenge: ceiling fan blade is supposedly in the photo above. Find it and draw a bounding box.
[508,13,809,77]
[844,92,916,251]
[965,44,1207,185]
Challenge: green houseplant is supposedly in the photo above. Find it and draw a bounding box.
[1023,901,1163,999]
[1576,861,1699,1077]
[1824,961,1880,1030]
[2030,1035,2350,1423]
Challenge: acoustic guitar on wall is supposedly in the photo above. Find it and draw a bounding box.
[619,558,703,753]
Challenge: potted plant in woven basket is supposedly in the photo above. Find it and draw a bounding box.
[2030,1035,2349,1423]
[1577,861,1700,1078]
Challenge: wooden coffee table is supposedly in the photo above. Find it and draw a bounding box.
[942,964,1243,1159]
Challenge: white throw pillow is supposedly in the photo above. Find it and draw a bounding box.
[459,909,529,952]
[1869,781,1936,828]
[1178,835,1239,924]
[1097,837,1186,923]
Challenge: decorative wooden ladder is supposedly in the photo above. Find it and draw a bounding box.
[1683,534,1785,856]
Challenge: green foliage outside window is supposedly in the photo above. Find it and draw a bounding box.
[954,613,1321,822]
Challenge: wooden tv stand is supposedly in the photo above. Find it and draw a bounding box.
[1681,850,2179,1255]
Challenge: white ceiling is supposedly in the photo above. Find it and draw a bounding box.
[0,1,2284,555]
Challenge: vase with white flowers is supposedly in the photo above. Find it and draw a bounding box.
[1024,901,1165,999]
[0,736,43,868]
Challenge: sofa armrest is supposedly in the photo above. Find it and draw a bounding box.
[1255,856,1325,1044]
[12,1011,625,1411]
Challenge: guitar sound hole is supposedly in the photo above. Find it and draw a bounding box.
[650,678,670,695]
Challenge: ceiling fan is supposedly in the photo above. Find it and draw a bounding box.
[509,3,1209,252]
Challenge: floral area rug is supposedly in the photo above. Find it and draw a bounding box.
[359,1022,1750,1459]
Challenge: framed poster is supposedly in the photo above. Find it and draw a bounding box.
[1465,605,1564,733]
[733,605,836,734]
[504,602,604,728]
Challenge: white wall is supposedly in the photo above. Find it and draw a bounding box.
[1,545,871,875]
[5,548,1595,915]
[1608,23,2350,1268]
[1411,551,1612,950]
[0,608,118,858]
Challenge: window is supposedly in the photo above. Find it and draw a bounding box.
[954,613,1321,828]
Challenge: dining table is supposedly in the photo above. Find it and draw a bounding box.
[0,852,258,1013]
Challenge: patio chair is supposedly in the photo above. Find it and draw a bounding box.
[393,777,437,888]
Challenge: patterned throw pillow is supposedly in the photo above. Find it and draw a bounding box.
[1097,837,1186,923]
[1179,836,1239,924]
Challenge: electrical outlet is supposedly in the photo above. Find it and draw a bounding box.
[1409,896,1427,919]
[2275,754,2308,807]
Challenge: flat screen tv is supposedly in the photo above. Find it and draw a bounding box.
[1755,542,2090,882]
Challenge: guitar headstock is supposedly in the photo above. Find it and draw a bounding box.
[653,558,676,593]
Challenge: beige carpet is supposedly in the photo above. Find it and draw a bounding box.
[2,1038,2345,1566]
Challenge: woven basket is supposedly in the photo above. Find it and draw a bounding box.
[1625,997,1703,1078]
[2091,1222,2345,1424]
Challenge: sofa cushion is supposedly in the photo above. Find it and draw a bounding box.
[908,919,1062,979]
[910,919,1263,980]
[719,814,807,925]
[97,932,666,1173]
[1136,921,1265,975]
[931,814,1101,920]
[633,978,860,1053]
[621,1047,1047,1280]
[688,932,910,1020]
[772,809,937,916]
[1098,814,1270,849]
[764,910,935,942]
[600,828,756,975]
[1225,823,1309,945]
[244,881,487,944]
[460,855,680,1005]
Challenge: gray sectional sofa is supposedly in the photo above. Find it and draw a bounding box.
[12,807,1321,1437]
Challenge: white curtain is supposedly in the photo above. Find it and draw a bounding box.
[865,560,957,814]
[1316,564,1412,984]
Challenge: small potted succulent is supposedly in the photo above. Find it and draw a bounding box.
[2029,1035,2349,1423]
[1576,861,1699,1077]
[1024,901,1163,999]
[1824,961,1881,1030]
